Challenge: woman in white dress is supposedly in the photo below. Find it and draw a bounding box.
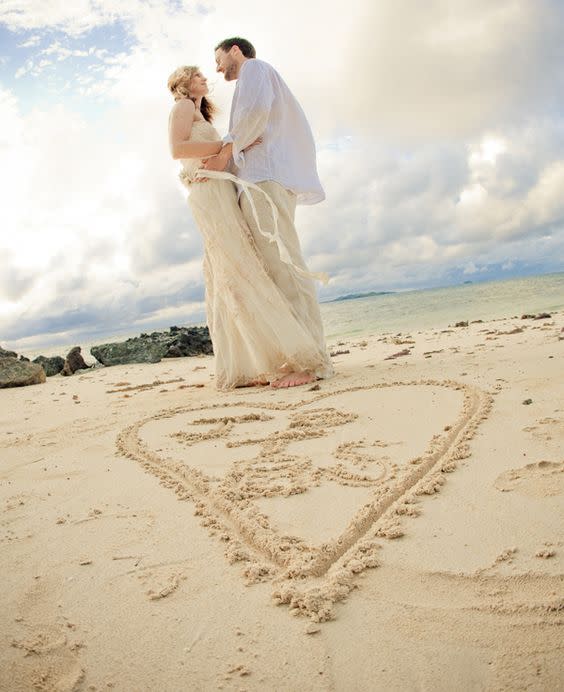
[167,66,333,390]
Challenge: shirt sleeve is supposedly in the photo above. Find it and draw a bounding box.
[228,61,274,167]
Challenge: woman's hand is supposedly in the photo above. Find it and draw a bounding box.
[202,152,229,172]
[202,142,233,172]
[243,136,263,152]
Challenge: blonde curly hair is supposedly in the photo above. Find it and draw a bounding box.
[167,65,216,122]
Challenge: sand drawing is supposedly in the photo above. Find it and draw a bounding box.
[117,379,494,621]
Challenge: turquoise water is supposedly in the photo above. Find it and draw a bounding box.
[319,272,564,339]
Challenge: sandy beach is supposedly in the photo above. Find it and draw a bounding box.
[1,312,563,691]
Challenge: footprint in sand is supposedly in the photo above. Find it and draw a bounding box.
[523,417,564,443]
[494,461,564,497]
[8,579,85,692]
[135,566,186,601]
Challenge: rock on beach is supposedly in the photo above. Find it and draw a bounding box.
[90,326,213,366]
[32,355,65,377]
[0,356,46,388]
[61,346,90,376]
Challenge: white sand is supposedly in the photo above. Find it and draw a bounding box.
[1,312,563,690]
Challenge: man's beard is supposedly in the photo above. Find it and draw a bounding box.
[224,62,237,80]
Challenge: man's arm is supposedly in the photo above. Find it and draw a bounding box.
[230,61,273,165]
[204,61,273,172]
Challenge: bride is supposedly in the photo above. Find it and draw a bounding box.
[167,65,333,390]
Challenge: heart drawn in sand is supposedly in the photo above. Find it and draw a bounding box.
[117,379,492,621]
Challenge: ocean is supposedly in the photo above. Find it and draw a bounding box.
[319,271,564,340]
[7,272,564,361]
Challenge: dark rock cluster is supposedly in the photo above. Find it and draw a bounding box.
[90,326,213,366]
[0,326,212,387]
[521,312,552,320]
[0,344,91,387]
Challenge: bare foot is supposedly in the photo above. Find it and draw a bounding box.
[270,372,316,389]
[236,379,269,388]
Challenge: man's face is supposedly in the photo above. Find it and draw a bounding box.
[215,47,238,81]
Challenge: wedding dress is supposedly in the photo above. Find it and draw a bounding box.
[180,117,334,390]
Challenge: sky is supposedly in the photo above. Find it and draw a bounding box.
[1,0,564,352]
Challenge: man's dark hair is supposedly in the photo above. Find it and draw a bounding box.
[215,37,256,59]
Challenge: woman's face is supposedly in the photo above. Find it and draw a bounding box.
[189,70,209,97]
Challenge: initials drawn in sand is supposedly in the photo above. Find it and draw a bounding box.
[117,380,493,621]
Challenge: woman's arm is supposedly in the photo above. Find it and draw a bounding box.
[202,136,263,172]
[168,99,223,159]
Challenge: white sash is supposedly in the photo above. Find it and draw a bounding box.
[192,168,329,285]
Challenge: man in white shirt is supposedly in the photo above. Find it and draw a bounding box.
[204,36,332,389]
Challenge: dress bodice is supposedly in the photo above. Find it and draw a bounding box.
[179,118,221,185]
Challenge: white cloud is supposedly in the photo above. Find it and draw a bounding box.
[42,40,90,60]
[337,0,564,140]
[463,262,479,275]
[0,0,141,36]
[1,0,564,350]
[14,59,33,78]
[18,34,42,48]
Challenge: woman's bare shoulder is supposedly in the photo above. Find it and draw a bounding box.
[170,99,196,116]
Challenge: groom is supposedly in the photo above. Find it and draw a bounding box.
[204,36,332,389]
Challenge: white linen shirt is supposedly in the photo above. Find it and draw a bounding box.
[223,59,325,205]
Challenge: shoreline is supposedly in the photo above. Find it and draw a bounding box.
[1,311,563,690]
[4,311,561,373]
[4,271,564,361]
[6,307,564,365]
